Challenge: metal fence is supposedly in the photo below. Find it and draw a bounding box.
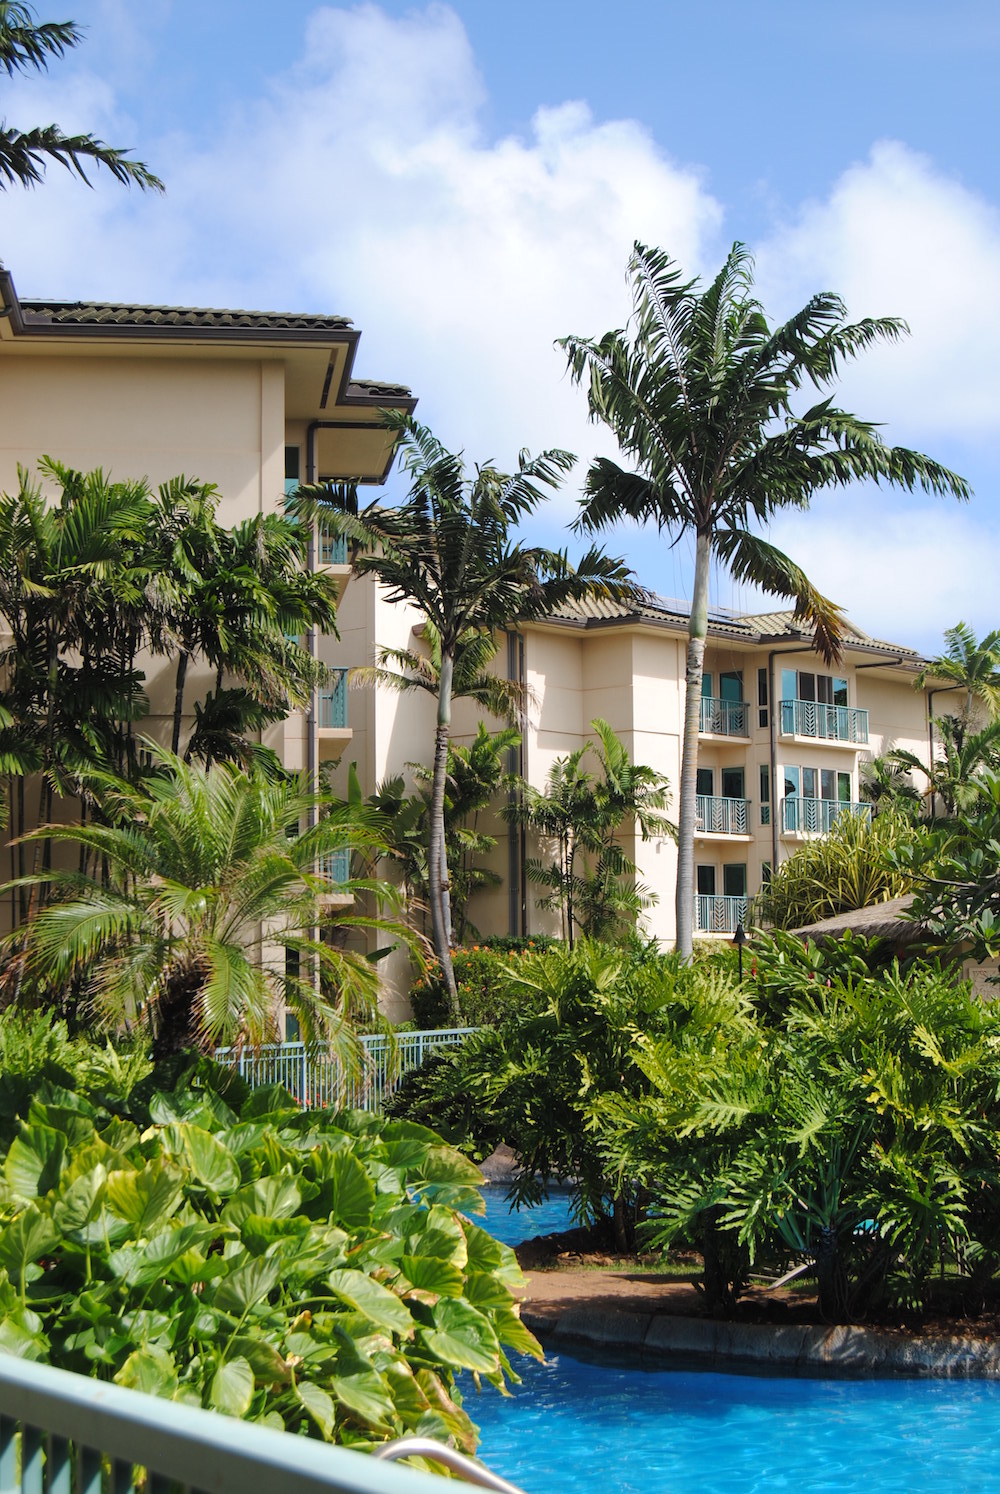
[699,695,749,737]
[0,1352,452,1494]
[695,794,751,835]
[779,697,869,743]
[215,1028,474,1111]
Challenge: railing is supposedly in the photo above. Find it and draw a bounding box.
[215,1028,474,1111]
[0,1352,452,1494]
[695,794,751,834]
[695,894,748,934]
[319,528,349,566]
[781,797,873,834]
[318,847,351,885]
[779,698,869,744]
[319,671,348,729]
[699,696,749,736]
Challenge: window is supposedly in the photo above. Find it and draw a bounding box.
[284,446,300,503]
[723,864,747,898]
[697,865,716,896]
[701,672,714,699]
[696,767,714,797]
[721,766,745,800]
[719,670,743,703]
[781,668,849,705]
[758,667,768,728]
[760,764,770,825]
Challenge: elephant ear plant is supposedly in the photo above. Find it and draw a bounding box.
[0,1056,540,1459]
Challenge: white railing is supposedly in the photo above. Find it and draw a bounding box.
[779,698,869,743]
[695,794,751,834]
[695,894,748,934]
[699,696,749,736]
[215,1028,473,1111]
[0,1352,451,1494]
[781,797,873,834]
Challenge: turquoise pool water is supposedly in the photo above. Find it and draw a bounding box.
[472,1193,1000,1492]
[471,1347,1000,1493]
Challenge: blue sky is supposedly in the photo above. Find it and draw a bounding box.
[5,0,1000,653]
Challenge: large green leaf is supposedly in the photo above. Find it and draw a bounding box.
[398,1254,465,1299]
[166,1124,241,1194]
[326,1269,414,1336]
[106,1162,184,1232]
[328,1360,397,1429]
[295,1380,335,1438]
[5,1126,66,1200]
[420,1298,500,1374]
[52,1167,106,1234]
[115,1346,178,1398]
[213,1253,283,1315]
[0,1207,59,1283]
[210,1356,254,1417]
[311,1145,375,1229]
[223,1175,304,1228]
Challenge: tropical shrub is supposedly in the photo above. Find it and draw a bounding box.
[0,1047,540,1456]
[409,945,550,1030]
[753,808,917,931]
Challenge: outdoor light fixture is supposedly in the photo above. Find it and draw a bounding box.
[733,921,748,982]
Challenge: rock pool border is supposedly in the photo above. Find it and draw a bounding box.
[520,1301,1000,1378]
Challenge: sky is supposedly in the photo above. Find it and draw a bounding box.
[3,0,1000,654]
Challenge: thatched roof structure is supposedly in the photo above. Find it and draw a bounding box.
[789,895,925,946]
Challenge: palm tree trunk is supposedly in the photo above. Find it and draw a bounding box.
[675,529,711,960]
[172,651,189,754]
[429,650,458,1013]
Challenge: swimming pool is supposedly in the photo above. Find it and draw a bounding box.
[471,1192,1000,1492]
[471,1345,1000,1493]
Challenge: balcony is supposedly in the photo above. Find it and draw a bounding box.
[317,670,352,759]
[317,527,351,598]
[779,698,868,745]
[696,894,747,934]
[699,696,749,737]
[780,797,873,835]
[695,795,751,836]
[317,846,352,906]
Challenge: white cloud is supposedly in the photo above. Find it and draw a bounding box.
[755,141,1000,442]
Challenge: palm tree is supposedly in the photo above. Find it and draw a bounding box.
[890,715,1000,818]
[917,622,1000,732]
[295,415,637,1009]
[6,748,410,1059]
[560,241,970,958]
[0,3,162,191]
[351,623,526,724]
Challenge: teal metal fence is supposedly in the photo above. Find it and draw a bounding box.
[0,1353,452,1494]
[318,672,349,729]
[215,1028,473,1111]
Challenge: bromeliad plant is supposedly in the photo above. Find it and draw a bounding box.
[0,1054,540,1457]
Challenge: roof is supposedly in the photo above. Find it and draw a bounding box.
[545,594,926,662]
[789,895,924,944]
[15,300,354,332]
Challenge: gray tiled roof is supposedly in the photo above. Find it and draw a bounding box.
[18,300,354,331]
[549,594,923,659]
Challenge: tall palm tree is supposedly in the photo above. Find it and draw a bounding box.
[295,415,637,1008]
[351,623,526,725]
[560,242,970,958]
[6,748,410,1058]
[917,622,1000,732]
[890,715,1000,818]
[0,3,162,191]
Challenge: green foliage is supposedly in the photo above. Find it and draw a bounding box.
[754,808,917,931]
[6,749,412,1057]
[0,1043,539,1453]
[0,3,162,191]
[895,773,1000,965]
[509,718,673,945]
[409,944,552,1031]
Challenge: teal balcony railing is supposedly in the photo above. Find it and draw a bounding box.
[695,893,748,934]
[699,696,749,736]
[0,1351,458,1494]
[217,1027,474,1112]
[318,671,348,729]
[318,847,351,885]
[695,794,751,834]
[779,698,869,744]
[319,527,349,566]
[781,797,873,834]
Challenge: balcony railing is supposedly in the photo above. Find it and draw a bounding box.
[317,847,351,885]
[695,794,751,834]
[695,893,748,934]
[318,670,348,729]
[0,1351,456,1494]
[319,527,349,566]
[781,797,873,834]
[699,696,749,736]
[779,698,869,744]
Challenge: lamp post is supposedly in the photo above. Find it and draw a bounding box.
[733,921,748,982]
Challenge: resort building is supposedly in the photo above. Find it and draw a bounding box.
[0,265,940,1014]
